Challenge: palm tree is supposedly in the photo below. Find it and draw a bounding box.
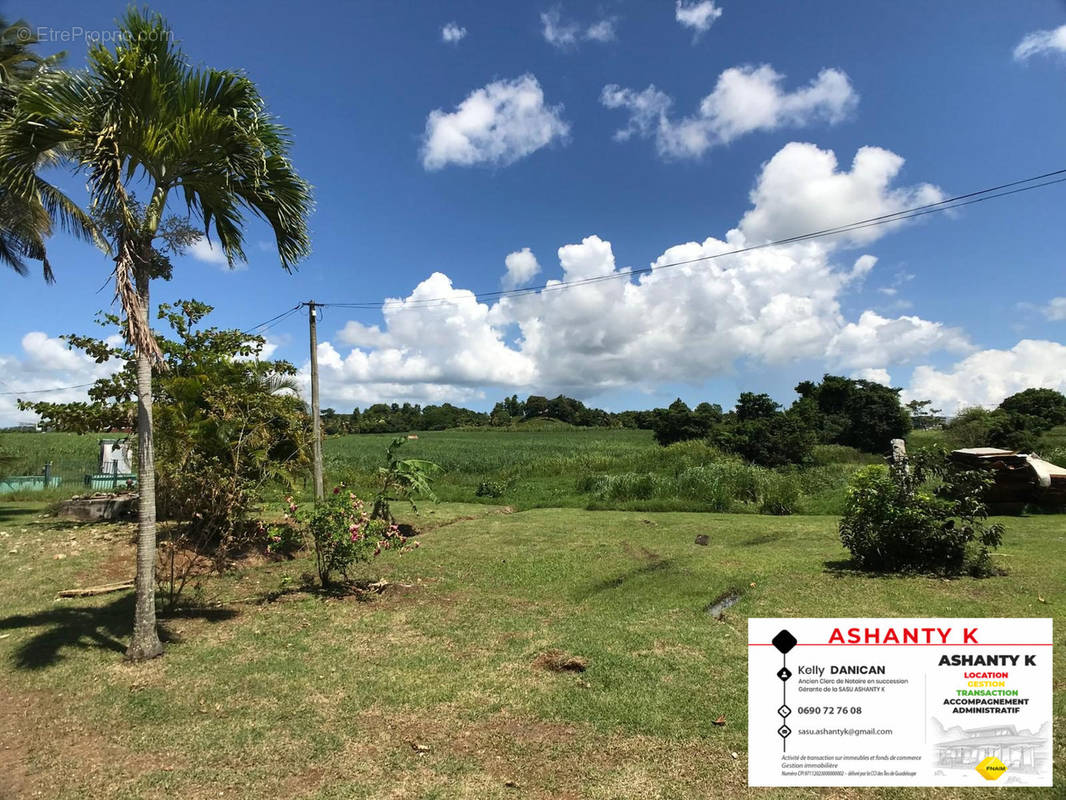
[0,18,94,280]
[0,10,313,660]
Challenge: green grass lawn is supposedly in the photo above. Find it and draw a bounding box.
[0,501,1061,799]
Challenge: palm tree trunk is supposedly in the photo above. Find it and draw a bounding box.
[126,262,163,661]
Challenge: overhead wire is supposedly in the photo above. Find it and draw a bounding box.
[0,382,97,396]
[9,168,1064,401]
[311,167,1066,311]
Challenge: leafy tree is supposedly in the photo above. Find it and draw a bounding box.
[735,392,779,421]
[693,402,723,426]
[523,395,549,419]
[712,409,816,467]
[794,375,910,453]
[987,412,1042,452]
[0,17,94,280]
[943,391,1066,453]
[22,301,311,607]
[998,388,1066,425]
[941,406,994,449]
[489,402,513,427]
[503,394,524,417]
[652,398,710,446]
[905,399,944,430]
[2,10,312,660]
[22,300,309,517]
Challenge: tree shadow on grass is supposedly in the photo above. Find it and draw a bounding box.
[0,593,236,670]
[822,558,900,578]
[0,505,39,525]
[823,559,954,579]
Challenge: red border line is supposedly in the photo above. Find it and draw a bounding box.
[748,643,1053,646]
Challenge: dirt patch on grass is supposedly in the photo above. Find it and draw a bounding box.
[0,682,171,799]
[533,649,587,673]
[621,541,662,562]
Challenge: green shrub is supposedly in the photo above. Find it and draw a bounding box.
[370,436,441,523]
[838,457,1003,576]
[264,522,303,558]
[289,489,419,587]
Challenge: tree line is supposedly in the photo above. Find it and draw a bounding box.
[321,375,913,462]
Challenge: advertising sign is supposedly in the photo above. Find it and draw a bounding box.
[748,618,1053,787]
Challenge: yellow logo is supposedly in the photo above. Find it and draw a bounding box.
[975,756,1008,781]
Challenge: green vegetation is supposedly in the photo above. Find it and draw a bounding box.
[21,301,310,539]
[839,455,1004,576]
[910,421,1066,461]
[285,490,417,587]
[935,389,1066,453]
[0,501,1061,798]
[1,8,313,661]
[320,430,864,515]
[0,431,100,477]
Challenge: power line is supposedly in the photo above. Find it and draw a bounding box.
[0,382,97,396]
[242,303,303,336]
[5,307,302,402]
[308,167,1066,311]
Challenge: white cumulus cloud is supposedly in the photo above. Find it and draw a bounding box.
[826,310,971,370]
[313,142,965,409]
[905,340,1066,414]
[441,22,467,44]
[738,142,944,244]
[540,8,616,48]
[601,64,857,159]
[421,74,570,170]
[502,248,541,289]
[188,237,235,267]
[675,1,723,39]
[336,320,388,348]
[853,368,892,386]
[0,333,122,427]
[1041,297,1066,321]
[1013,24,1066,61]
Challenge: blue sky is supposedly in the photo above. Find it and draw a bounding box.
[2,0,1066,423]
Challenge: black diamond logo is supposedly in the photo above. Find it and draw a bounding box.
[778,704,791,718]
[778,724,792,738]
[777,666,792,681]
[772,629,797,654]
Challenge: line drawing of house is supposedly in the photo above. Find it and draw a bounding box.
[934,724,1049,773]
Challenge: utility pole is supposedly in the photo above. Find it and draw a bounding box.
[307,301,324,500]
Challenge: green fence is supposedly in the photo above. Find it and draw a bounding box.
[0,458,136,496]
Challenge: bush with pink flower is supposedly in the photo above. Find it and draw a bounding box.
[286,488,419,587]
